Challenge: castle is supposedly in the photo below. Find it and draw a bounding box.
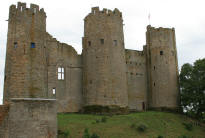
[3,2,180,113]
[4,3,179,112]
[0,2,180,137]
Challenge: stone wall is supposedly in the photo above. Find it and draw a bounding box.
[126,49,147,111]
[8,98,57,138]
[46,34,83,112]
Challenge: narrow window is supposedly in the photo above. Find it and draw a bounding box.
[14,42,18,48]
[113,40,117,46]
[154,66,155,70]
[88,41,91,46]
[160,51,163,55]
[154,82,155,86]
[31,42,35,48]
[58,67,64,80]
[100,39,104,44]
[52,88,56,95]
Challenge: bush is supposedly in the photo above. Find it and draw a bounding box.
[58,129,69,137]
[83,128,90,138]
[182,122,193,131]
[137,124,147,132]
[101,116,107,123]
[157,135,164,138]
[130,123,136,129]
[95,119,100,123]
[90,133,100,138]
[178,135,190,138]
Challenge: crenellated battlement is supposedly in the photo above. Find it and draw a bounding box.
[85,7,122,20]
[147,25,175,33]
[9,2,46,19]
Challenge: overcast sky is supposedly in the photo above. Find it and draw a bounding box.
[0,0,205,104]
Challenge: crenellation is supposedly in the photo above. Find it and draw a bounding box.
[88,7,122,19]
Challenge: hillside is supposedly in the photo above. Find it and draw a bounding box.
[58,111,205,138]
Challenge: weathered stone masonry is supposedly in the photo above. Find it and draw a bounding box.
[2,2,179,113]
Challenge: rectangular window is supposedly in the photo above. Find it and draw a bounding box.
[52,88,56,95]
[100,39,104,44]
[160,51,163,55]
[58,67,64,80]
[113,40,117,46]
[88,41,91,46]
[14,42,18,48]
[31,42,35,48]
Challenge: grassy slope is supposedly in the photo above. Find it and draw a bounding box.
[58,111,205,138]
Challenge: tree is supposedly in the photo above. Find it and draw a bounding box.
[179,58,205,119]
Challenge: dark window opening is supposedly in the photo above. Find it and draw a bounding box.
[14,42,18,48]
[90,80,92,84]
[58,67,64,80]
[88,41,91,46]
[31,42,35,48]
[160,51,163,55]
[100,39,104,44]
[142,102,145,111]
[154,66,155,70]
[154,82,155,86]
[4,75,6,81]
[52,88,56,95]
[113,40,117,46]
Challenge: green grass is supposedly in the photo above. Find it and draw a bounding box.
[58,111,205,138]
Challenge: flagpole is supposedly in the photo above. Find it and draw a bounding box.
[148,13,151,25]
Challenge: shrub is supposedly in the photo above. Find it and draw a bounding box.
[137,124,147,132]
[178,135,190,138]
[157,135,164,138]
[101,116,107,123]
[83,128,90,138]
[130,123,136,129]
[182,122,193,131]
[95,119,100,123]
[58,129,69,137]
[90,133,100,138]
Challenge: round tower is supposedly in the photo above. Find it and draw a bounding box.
[146,25,179,109]
[3,2,48,103]
[82,7,128,111]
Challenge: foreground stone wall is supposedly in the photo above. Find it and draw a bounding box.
[8,98,57,138]
[126,49,147,111]
[46,34,83,112]
[0,105,9,138]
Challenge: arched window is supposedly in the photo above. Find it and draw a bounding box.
[58,67,64,80]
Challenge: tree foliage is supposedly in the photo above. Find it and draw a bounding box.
[179,58,205,119]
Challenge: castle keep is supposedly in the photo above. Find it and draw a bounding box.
[3,2,179,113]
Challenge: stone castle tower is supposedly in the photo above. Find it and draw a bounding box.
[82,7,128,109]
[146,26,179,109]
[3,2,180,112]
[3,3,48,103]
